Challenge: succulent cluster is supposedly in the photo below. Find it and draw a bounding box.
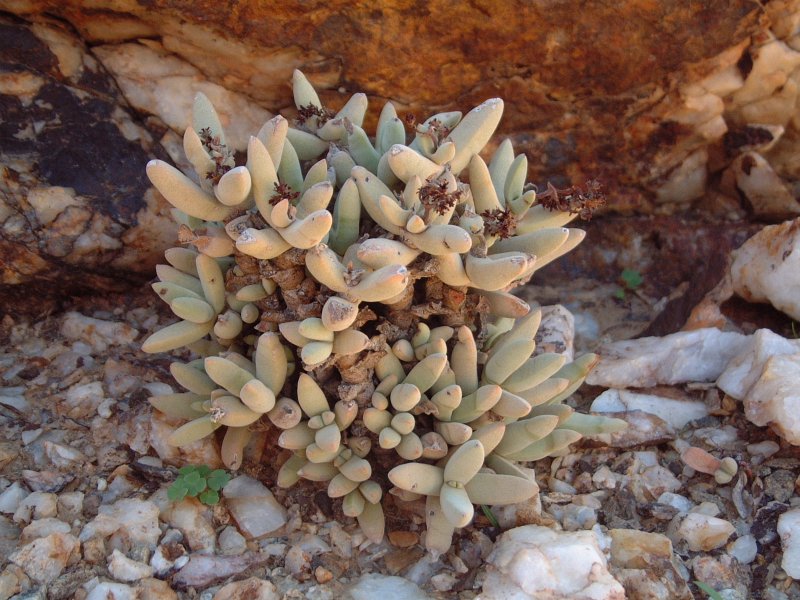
[143,71,624,554]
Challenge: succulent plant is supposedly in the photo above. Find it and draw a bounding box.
[143,70,625,555]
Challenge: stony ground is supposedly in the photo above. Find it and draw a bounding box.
[1,230,799,599]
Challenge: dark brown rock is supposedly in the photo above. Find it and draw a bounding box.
[0,16,175,310]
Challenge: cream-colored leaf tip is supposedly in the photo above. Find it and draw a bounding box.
[142,72,620,554]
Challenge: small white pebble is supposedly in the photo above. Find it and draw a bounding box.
[97,399,114,419]
[0,483,29,514]
[747,440,780,460]
[778,509,800,578]
[658,492,694,513]
[573,495,603,509]
[691,501,721,517]
[71,341,93,356]
[143,382,172,396]
[108,549,153,581]
[449,554,469,574]
[592,466,619,490]
[218,526,247,556]
[563,505,598,531]
[677,513,734,551]
[260,542,287,556]
[136,456,162,468]
[431,572,458,592]
[549,478,577,494]
[21,429,43,445]
[97,479,107,492]
[728,534,758,564]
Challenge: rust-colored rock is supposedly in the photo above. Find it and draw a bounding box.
[6,0,770,211]
[4,1,800,310]
[0,16,176,308]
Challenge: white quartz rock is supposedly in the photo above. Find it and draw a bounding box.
[218,526,248,555]
[717,329,800,398]
[60,312,138,354]
[63,381,106,419]
[778,509,800,578]
[213,576,280,600]
[658,492,694,513]
[635,465,682,503]
[284,533,330,576]
[587,329,746,388]
[172,553,268,588]
[731,218,800,319]
[80,498,161,548]
[608,528,692,599]
[0,388,29,413]
[13,491,57,524]
[223,476,287,539]
[347,573,431,600]
[742,354,800,444]
[150,530,188,576]
[0,482,29,514]
[108,549,154,582]
[93,43,271,152]
[591,389,709,429]
[535,305,575,361]
[20,517,71,544]
[57,491,84,522]
[676,513,735,551]
[731,38,800,107]
[655,148,709,204]
[728,534,758,565]
[724,153,800,218]
[9,532,80,584]
[164,499,216,553]
[44,441,88,468]
[480,525,625,600]
[85,581,136,600]
[82,578,175,600]
[717,329,800,445]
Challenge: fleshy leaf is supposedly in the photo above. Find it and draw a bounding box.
[464,472,538,505]
[388,463,443,496]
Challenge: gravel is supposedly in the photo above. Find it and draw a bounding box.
[1,282,798,599]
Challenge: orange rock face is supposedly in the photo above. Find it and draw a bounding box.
[10,0,765,207]
[3,1,800,304]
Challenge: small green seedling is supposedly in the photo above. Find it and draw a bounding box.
[481,505,500,528]
[695,581,724,600]
[168,465,231,505]
[614,268,644,300]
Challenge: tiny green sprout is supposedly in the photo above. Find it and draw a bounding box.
[621,268,644,289]
[791,320,798,339]
[695,581,724,600]
[614,268,644,300]
[481,505,500,528]
[168,464,231,505]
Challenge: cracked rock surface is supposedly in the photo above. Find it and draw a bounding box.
[0,16,176,305]
[4,3,800,309]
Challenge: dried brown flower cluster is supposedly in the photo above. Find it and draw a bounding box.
[538,180,606,220]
